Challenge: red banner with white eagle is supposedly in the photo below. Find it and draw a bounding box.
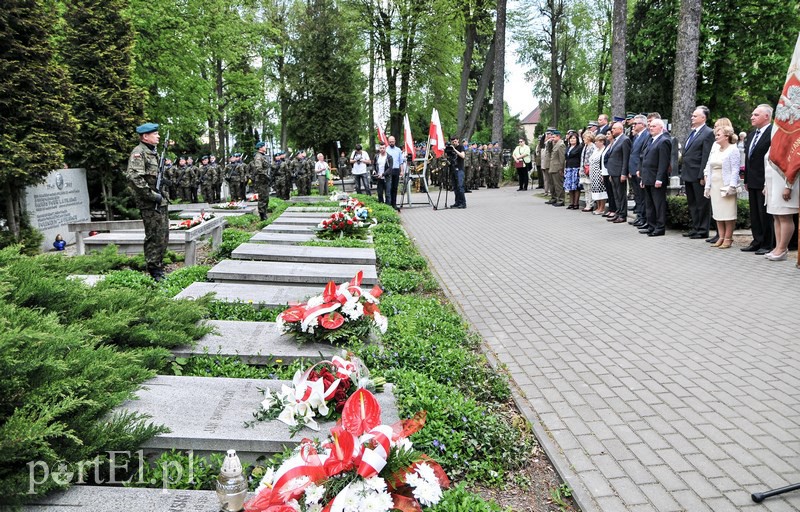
[770,32,800,185]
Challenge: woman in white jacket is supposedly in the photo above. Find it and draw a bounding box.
[703,126,740,249]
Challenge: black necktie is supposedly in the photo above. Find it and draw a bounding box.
[749,129,761,156]
[685,129,697,149]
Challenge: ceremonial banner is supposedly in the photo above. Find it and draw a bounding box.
[376,124,388,147]
[403,114,416,160]
[429,109,444,158]
[771,32,800,185]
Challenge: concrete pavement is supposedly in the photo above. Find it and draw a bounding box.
[400,186,800,511]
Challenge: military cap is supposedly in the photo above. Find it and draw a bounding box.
[613,116,625,122]
[588,121,599,127]
[201,155,209,160]
[136,122,159,134]
[255,141,266,149]
[626,112,636,119]
[552,130,562,135]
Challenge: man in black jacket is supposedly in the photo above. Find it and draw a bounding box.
[680,106,715,239]
[639,119,672,237]
[742,104,774,254]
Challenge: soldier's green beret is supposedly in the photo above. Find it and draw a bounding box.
[255,141,266,149]
[552,130,562,135]
[136,123,159,134]
[201,155,209,160]
[233,152,242,157]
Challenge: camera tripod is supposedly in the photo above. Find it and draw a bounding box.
[433,160,454,210]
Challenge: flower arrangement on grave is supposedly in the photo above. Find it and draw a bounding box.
[246,355,385,435]
[315,199,375,240]
[276,272,388,345]
[330,191,349,202]
[244,388,450,512]
[214,200,249,209]
[170,211,215,230]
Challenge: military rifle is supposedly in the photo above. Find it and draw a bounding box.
[154,130,170,210]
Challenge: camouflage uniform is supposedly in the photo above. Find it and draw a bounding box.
[225,158,243,200]
[275,154,292,199]
[125,136,169,280]
[175,163,193,201]
[488,144,502,188]
[252,148,272,219]
[208,157,222,202]
[198,160,214,202]
[185,158,199,202]
[464,144,474,193]
[337,155,350,179]
[292,155,310,196]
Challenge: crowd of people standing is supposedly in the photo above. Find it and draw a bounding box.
[519,105,798,260]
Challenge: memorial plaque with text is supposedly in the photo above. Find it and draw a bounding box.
[23,168,90,251]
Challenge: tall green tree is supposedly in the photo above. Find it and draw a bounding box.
[61,0,142,220]
[284,0,364,155]
[0,0,75,239]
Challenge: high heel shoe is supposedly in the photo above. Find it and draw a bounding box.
[719,238,733,249]
[766,250,788,261]
[711,238,724,247]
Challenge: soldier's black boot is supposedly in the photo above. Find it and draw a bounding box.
[148,265,165,282]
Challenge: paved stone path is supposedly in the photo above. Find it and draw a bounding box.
[401,187,800,512]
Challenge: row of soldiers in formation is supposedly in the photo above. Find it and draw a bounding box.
[427,141,505,190]
[161,151,320,206]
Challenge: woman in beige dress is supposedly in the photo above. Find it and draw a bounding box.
[763,125,800,261]
[703,126,740,249]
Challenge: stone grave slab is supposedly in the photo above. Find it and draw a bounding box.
[207,260,378,286]
[280,210,337,217]
[231,243,376,265]
[82,232,186,255]
[24,487,222,512]
[249,232,316,245]
[288,195,329,203]
[118,376,399,459]
[175,282,321,308]
[271,216,326,226]
[168,202,211,211]
[172,320,335,364]
[66,274,106,287]
[261,224,316,235]
[285,206,337,212]
[178,209,254,218]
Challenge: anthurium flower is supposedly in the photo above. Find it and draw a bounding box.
[323,427,356,476]
[319,311,345,330]
[342,389,381,436]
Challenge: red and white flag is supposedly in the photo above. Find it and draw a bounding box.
[403,114,416,160]
[376,123,388,147]
[429,108,444,158]
[770,32,800,185]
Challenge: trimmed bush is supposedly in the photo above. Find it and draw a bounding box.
[666,195,751,230]
[213,229,252,259]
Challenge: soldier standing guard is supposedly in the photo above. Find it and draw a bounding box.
[252,142,272,219]
[125,123,169,282]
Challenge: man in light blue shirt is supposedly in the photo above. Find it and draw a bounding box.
[385,136,404,209]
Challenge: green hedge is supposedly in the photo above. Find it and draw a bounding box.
[666,195,751,230]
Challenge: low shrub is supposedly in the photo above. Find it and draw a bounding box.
[430,483,507,512]
[223,213,261,230]
[363,294,510,403]
[168,354,307,380]
[205,301,283,322]
[666,195,750,230]
[386,369,531,484]
[158,265,210,297]
[0,248,211,350]
[379,267,437,294]
[300,238,372,249]
[213,229,252,259]
[0,299,166,503]
[375,234,427,270]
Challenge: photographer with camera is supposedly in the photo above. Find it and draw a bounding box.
[446,136,467,209]
[372,142,393,203]
[350,144,372,195]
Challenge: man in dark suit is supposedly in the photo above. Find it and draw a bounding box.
[628,115,649,227]
[742,104,774,254]
[680,106,715,239]
[639,119,672,237]
[605,122,632,223]
[597,114,611,136]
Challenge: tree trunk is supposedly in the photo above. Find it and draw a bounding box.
[671,0,702,144]
[4,182,19,239]
[101,175,113,220]
[465,39,496,139]
[491,0,507,144]
[208,117,217,155]
[549,0,563,127]
[457,23,476,137]
[596,1,612,115]
[610,0,627,119]
[368,2,376,151]
[396,18,417,138]
[215,58,227,157]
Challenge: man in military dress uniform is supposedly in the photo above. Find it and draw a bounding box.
[252,142,272,219]
[125,123,169,282]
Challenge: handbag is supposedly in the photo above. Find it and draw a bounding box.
[514,160,524,168]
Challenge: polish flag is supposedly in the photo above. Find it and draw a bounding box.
[770,32,800,185]
[403,114,416,160]
[376,123,388,147]
[429,108,445,158]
